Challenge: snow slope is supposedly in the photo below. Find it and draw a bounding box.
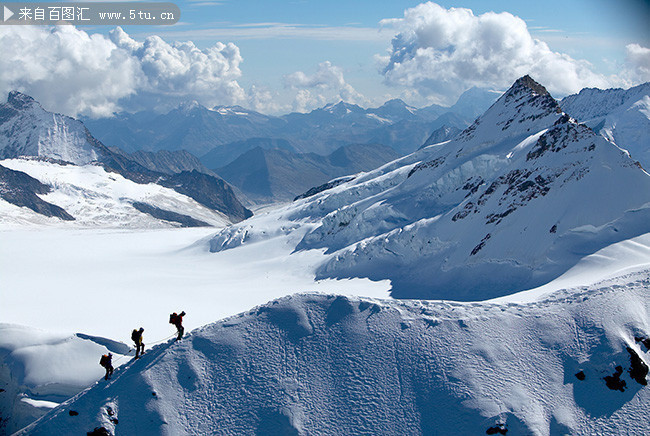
[20,273,650,435]
[493,232,650,304]
[0,158,230,228]
[560,83,650,169]
[208,76,650,300]
[0,325,130,434]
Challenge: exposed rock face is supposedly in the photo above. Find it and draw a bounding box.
[131,202,210,227]
[159,170,253,222]
[0,163,74,220]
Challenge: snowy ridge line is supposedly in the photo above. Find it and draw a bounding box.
[109,333,178,365]
[18,274,650,435]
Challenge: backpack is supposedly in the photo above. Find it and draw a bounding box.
[169,313,177,324]
[100,354,109,367]
[131,329,139,341]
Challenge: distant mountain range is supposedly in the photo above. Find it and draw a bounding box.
[0,92,251,226]
[82,88,501,159]
[216,144,400,203]
[209,76,650,301]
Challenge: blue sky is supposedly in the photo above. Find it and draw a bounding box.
[2,1,649,116]
[132,0,650,108]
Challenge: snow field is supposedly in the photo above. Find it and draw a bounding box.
[0,225,390,343]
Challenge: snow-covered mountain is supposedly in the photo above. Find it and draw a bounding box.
[419,125,462,149]
[0,92,252,226]
[560,83,650,169]
[4,77,650,435]
[19,273,650,435]
[367,98,419,122]
[0,92,100,165]
[209,76,650,300]
[448,86,503,119]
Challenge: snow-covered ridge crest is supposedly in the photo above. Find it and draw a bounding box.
[20,274,650,435]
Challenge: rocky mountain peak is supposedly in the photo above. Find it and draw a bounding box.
[510,75,550,97]
[457,76,561,146]
[6,91,39,110]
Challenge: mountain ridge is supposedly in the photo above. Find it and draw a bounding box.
[19,278,650,435]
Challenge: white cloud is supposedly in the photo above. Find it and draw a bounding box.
[0,26,139,117]
[0,26,245,117]
[623,43,650,83]
[283,61,368,112]
[246,85,286,114]
[109,27,245,111]
[378,2,615,103]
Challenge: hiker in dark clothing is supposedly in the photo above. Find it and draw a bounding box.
[100,353,114,380]
[169,311,186,340]
[132,327,144,358]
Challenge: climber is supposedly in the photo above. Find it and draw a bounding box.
[169,311,186,340]
[99,353,114,380]
[132,327,145,358]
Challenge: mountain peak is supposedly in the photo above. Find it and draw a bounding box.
[176,100,206,114]
[457,76,561,147]
[321,101,364,115]
[7,91,38,109]
[380,99,408,108]
[509,75,550,97]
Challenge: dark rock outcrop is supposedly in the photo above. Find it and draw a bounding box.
[604,366,626,392]
[627,347,648,386]
[131,202,210,227]
[0,163,74,220]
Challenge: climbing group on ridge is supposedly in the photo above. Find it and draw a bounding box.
[98,310,186,380]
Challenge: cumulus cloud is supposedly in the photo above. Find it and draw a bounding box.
[0,26,139,117]
[246,85,286,114]
[109,27,245,111]
[283,61,368,112]
[378,2,613,103]
[623,43,650,83]
[0,26,245,117]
